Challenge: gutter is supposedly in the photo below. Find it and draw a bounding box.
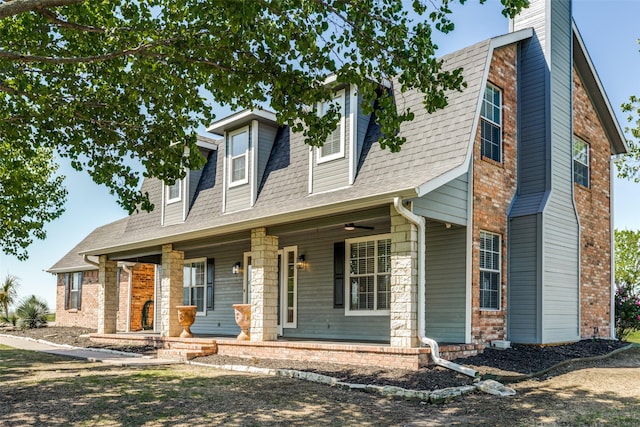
[83,254,100,267]
[393,197,478,378]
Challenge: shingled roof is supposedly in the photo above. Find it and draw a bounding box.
[52,29,540,264]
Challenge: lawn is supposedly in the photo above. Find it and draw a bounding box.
[1,345,639,426]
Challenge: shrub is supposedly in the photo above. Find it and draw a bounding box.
[16,295,49,330]
[615,284,640,340]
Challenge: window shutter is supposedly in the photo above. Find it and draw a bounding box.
[77,272,83,310]
[206,258,215,310]
[334,242,345,308]
[64,273,70,310]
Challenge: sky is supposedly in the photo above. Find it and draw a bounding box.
[1,0,639,311]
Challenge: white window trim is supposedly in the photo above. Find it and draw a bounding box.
[228,126,249,187]
[316,89,346,164]
[183,257,207,315]
[281,246,298,328]
[479,230,501,311]
[480,84,502,162]
[243,252,252,305]
[573,136,590,187]
[344,233,392,317]
[166,179,182,204]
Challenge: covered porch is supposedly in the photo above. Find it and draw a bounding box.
[91,203,475,370]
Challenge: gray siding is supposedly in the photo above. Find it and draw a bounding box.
[187,240,251,336]
[189,168,202,206]
[257,124,277,188]
[413,174,468,225]
[225,126,253,212]
[425,220,466,342]
[508,0,579,344]
[278,219,390,341]
[508,214,540,343]
[163,196,184,226]
[312,85,352,193]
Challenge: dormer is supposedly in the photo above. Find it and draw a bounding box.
[161,136,218,226]
[207,109,278,213]
[308,81,371,194]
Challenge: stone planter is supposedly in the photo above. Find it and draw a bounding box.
[232,303,251,341]
[176,305,197,338]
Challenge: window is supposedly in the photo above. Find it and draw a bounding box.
[346,235,391,315]
[481,84,502,162]
[573,137,590,188]
[229,128,249,185]
[64,272,82,310]
[317,89,345,163]
[281,246,298,328]
[479,231,501,310]
[183,259,206,313]
[166,179,181,203]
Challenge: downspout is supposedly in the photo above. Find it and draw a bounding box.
[83,254,99,268]
[393,197,478,378]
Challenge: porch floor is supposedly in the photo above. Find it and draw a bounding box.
[90,332,484,370]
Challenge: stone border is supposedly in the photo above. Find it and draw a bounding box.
[187,360,515,404]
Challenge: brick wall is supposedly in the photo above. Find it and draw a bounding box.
[471,45,518,343]
[56,264,156,332]
[572,67,613,339]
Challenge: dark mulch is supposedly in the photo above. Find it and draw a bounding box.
[1,325,631,391]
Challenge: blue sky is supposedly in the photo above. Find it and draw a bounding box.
[1,0,639,310]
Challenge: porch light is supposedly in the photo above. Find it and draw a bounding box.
[344,223,374,231]
[296,255,306,270]
[232,262,242,275]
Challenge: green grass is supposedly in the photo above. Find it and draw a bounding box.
[45,312,56,322]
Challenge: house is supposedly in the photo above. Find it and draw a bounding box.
[48,0,627,367]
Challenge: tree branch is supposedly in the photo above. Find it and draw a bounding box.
[0,42,161,64]
[36,7,107,33]
[0,0,83,19]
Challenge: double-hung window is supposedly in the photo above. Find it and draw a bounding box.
[317,89,345,163]
[166,179,181,203]
[65,272,82,310]
[573,136,590,188]
[229,127,249,185]
[183,259,206,313]
[479,231,501,310]
[346,235,391,315]
[481,84,502,162]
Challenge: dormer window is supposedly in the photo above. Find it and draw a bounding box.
[229,127,249,186]
[317,89,346,163]
[166,179,181,203]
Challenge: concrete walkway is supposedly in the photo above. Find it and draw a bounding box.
[0,334,177,366]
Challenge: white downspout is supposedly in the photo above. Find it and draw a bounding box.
[393,197,478,378]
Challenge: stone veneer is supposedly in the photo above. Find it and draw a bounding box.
[471,45,518,343]
[389,206,419,347]
[572,67,614,339]
[250,227,279,341]
[161,244,184,337]
[97,255,118,334]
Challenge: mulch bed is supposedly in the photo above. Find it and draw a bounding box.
[1,326,630,390]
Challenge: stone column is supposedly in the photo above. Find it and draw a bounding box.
[97,255,118,334]
[160,244,184,337]
[390,208,419,347]
[250,227,279,341]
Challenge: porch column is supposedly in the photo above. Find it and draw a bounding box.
[390,208,419,347]
[250,227,279,341]
[160,244,184,337]
[97,255,118,334]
